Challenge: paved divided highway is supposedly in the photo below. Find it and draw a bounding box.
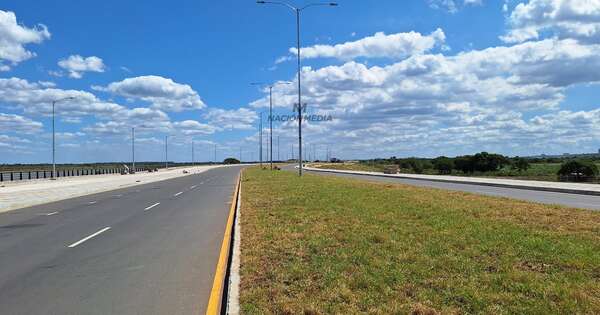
[0,166,243,315]
[301,168,600,210]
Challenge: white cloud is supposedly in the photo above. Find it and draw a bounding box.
[249,31,600,157]
[0,10,50,71]
[204,108,257,131]
[427,0,483,13]
[58,55,106,78]
[0,113,42,133]
[428,0,459,13]
[0,77,124,117]
[502,0,600,43]
[96,75,205,112]
[173,120,216,135]
[0,134,33,151]
[288,29,446,61]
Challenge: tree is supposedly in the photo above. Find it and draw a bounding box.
[558,160,599,182]
[454,156,474,174]
[223,158,240,164]
[471,152,509,172]
[512,157,530,172]
[433,156,454,174]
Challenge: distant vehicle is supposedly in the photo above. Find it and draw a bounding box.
[183,170,189,174]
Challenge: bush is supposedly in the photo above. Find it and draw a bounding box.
[405,158,424,174]
[557,160,598,182]
[512,157,530,172]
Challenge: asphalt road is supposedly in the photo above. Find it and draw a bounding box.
[297,167,600,210]
[0,165,243,315]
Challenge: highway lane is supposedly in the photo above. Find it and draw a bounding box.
[298,168,600,210]
[0,165,243,315]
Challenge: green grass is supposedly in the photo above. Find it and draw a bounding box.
[311,162,600,183]
[240,167,600,314]
[310,162,387,173]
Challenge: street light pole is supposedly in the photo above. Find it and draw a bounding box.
[259,113,263,168]
[295,7,302,175]
[269,86,273,170]
[257,1,337,176]
[50,97,75,179]
[52,100,56,179]
[165,135,168,169]
[132,127,135,173]
[251,81,291,170]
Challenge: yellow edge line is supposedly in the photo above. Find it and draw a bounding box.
[206,172,241,315]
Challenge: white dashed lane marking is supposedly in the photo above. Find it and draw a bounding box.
[67,227,111,248]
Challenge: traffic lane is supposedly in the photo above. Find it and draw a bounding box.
[305,170,600,210]
[0,167,224,225]
[0,168,222,255]
[0,168,217,287]
[0,166,242,315]
[0,167,241,290]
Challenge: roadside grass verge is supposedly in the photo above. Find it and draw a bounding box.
[239,167,600,314]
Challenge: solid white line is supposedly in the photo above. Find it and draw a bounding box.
[190,185,197,189]
[45,211,59,216]
[144,202,160,211]
[174,191,183,197]
[67,227,111,248]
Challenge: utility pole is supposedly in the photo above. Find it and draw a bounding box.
[192,140,195,165]
[277,135,280,162]
[214,144,217,164]
[240,147,242,162]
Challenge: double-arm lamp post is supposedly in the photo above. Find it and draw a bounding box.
[257,0,338,176]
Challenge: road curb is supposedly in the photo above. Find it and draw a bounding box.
[226,172,242,315]
[305,167,600,197]
[206,173,241,315]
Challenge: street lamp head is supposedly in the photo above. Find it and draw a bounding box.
[256,1,266,3]
[329,3,338,6]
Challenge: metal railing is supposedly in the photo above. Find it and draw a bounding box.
[0,168,146,182]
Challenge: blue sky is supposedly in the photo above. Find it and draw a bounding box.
[1,0,600,163]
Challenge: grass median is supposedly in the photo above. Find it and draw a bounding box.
[239,167,600,314]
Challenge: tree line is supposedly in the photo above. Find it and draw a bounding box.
[362,152,599,182]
